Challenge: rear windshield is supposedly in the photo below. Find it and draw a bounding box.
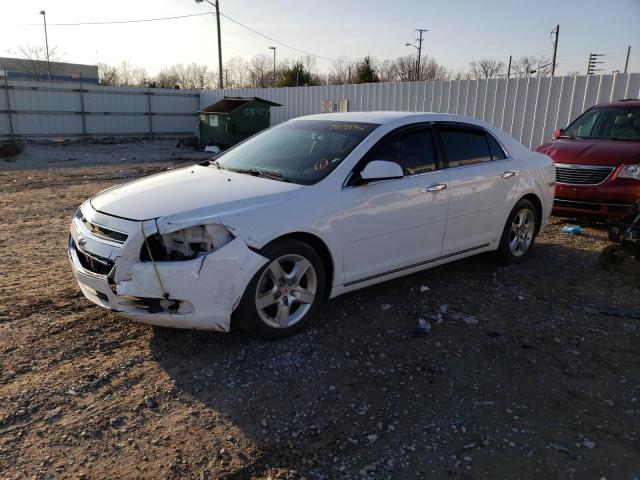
[562,106,640,141]
[215,120,379,185]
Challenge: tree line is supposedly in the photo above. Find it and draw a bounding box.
[9,45,564,89]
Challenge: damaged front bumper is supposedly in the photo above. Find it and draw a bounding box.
[68,203,267,331]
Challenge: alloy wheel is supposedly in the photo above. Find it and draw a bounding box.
[509,208,535,257]
[255,254,318,329]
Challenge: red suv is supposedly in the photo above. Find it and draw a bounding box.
[536,100,640,220]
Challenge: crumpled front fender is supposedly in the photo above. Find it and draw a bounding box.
[115,237,268,331]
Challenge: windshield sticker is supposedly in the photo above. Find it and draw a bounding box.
[314,159,330,171]
[330,123,367,132]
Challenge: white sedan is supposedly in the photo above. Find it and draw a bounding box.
[69,112,555,338]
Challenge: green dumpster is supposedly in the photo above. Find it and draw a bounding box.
[198,96,282,149]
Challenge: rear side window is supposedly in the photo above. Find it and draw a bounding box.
[374,129,437,175]
[439,127,492,167]
[486,133,507,160]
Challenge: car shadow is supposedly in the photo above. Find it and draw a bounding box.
[149,239,639,478]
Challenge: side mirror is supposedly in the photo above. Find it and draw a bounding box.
[360,160,404,182]
[552,128,564,140]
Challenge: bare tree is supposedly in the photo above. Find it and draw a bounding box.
[115,61,149,87]
[154,63,215,89]
[97,63,119,85]
[377,54,448,82]
[246,54,273,88]
[9,45,63,81]
[222,56,250,88]
[385,55,418,81]
[469,58,505,79]
[327,56,355,84]
[154,66,181,89]
[183,63,214,90]
[511,56,552,78]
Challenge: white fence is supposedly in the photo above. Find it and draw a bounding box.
[202,73,640,148]
[0,80,199,138]
[2,73,639,148]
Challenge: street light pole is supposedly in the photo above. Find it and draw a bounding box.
[195,0,223,89]
[405,42,419,80]
[269,46,276,88]
[40,10,51,83]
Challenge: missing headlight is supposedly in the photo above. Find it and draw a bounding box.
[140,224,234,261]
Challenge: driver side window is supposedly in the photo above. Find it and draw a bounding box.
[374,129,437,175]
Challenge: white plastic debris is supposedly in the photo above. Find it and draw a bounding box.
[420,285,430,292]
[462,315,479,325]
[417,318,431,334]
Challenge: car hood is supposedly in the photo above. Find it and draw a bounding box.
[536,139,640,167]
[91,165,303,221]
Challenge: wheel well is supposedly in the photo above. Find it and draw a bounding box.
[266,232,334,299]
[520,193,543,234]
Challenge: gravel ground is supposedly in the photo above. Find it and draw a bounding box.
[1,140,639,479]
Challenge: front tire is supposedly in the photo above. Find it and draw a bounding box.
[235,239,326,339]
[495,199,538,265]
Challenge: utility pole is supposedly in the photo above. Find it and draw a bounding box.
[587,53,605,75]
[507,55,512,79]
[405,28,428,81]
[269,46,276,88]
[415,28,428,80]
[624,45,631,74]
[215,0,223,89]
[40,10,51,83]
[195,0,223,89]
[551,24,559,77]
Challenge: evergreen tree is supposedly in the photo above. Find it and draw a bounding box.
[355,56,380,84]
[278,62,317,87]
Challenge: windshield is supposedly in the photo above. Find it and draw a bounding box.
[213,120,379,184]
[562,106,640,141]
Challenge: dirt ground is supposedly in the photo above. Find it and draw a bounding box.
[1,140,639,480]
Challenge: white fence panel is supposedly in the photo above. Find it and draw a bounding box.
[2,73,638,146]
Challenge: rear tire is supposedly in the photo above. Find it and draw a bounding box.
[235,239,326,339]
[599,244,626,270]
[495,199,538,265]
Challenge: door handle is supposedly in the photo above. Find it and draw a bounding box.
[501,171,516,178]
[425,183,447,192]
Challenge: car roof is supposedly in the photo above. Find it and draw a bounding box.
[291,111,494,125]
[292,111,417,124]
[289,111,533,157]
[593,99,640,108]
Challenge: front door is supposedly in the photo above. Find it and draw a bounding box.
[341,127,450,285]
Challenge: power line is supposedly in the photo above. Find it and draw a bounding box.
[20,11,215,26]
[17,8,347,64]
[10,10,637,71]
[217,11,344,64]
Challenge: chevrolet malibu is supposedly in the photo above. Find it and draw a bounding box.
[69,112,555,339]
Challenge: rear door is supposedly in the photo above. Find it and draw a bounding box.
[341,126,450,284]
[436,124,518,255]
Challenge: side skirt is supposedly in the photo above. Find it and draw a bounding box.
[329,243,495,299]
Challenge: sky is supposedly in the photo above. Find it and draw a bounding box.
[1,0,639,77]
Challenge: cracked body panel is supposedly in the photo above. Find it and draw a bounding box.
[69,201,268,331]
